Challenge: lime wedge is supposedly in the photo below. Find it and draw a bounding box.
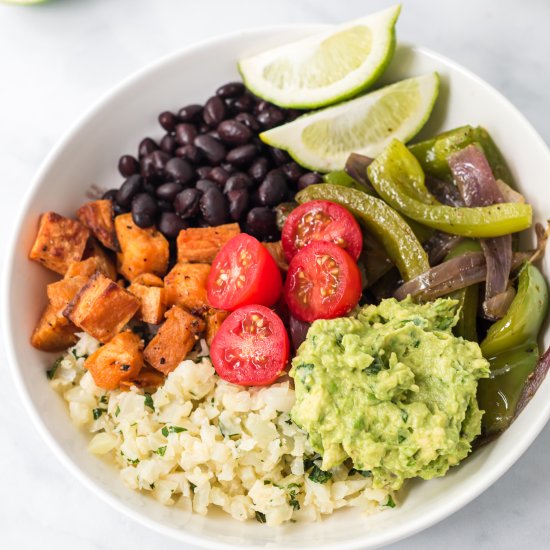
[261,73,440,172]
[238,5,401,109]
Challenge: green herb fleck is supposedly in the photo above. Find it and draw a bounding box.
[189,482,196,493]
[144,393,154,411]
[308,465,332,484]
[287,482,302,488]
[264,480,271,485]
[92,408,104,420]
[385,495,396,508]
[363,355,384,375]
[155,446,167,456]
[255,511,266,524]
[288,490,300,510]
[401,410,409,423]
[46,357,62,380]
[115,405,121,417]
[100,395,108,404]
[162,426,187,437]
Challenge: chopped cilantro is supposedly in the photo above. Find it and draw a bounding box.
[155,446,167,456]
[263,480,271,485]
[189,482,196,493]
[287,482,302,488]
[349,468,371,478]
[46,357,62,380]
[285,418,293,425]
[162,426,187,437]
[401,410,409,423]
[363,355,384,375]
[144,393,154,411]
[397,434,406,443]
[115,405,121,417]
[255,511,266,523]
[288,490,300,510]
[385,495,396,508]
[100,395,108,404]
[92,408,104,420]
[308,465,332,484]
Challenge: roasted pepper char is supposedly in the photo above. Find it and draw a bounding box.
[295,184,430,281]
[477,263,549,434]
[368,140,532,238]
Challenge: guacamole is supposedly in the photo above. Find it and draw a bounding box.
[289,298,490,491]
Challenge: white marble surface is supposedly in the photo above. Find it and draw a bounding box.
[1,0,549,548]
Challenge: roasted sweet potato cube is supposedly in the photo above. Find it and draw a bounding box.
[64,272,140,343]
[29,212,90,275]
[115,213,169,281]
[203,308,229,346]
[177,223,240,263]
[31,304,78,352]
[65,256,111,279]
[76,200,118,251]
[119,366,166,391]
[84,331,143,390]
[127,280,166,325]
[164,262,210,312]
[132,273,164,287]
[47,275,89,311]
[144,307,205,374]
[83,238,117,280]
[263,241,288,272]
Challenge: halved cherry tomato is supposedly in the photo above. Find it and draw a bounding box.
[282,200,363,261]
[284,241,362,323]
[210,304,290,386]
[207,233,282,310]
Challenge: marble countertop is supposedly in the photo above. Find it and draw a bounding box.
[1,0,549,548]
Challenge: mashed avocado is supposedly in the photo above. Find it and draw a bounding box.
[289,298,490,491]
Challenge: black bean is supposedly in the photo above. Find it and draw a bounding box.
[216,82,245,99]
[138,137,158,159]
[194,135,226,164]
[224,172,251,194]
[227,189,249,221]
[131,193,158,228]
[257,107,285,129]
[175,145,202,164]
[178,104,203,122]
[102,188,118,201]
[246,207,279,241]
[217,119,253,145]
[195,179,218,193]
[198,122,210,134]
[140,155,157,180]
[248,157,271,183]
[196,166,212,179]
[143,181,157,196]
[113,202,127,216]
[221,162,237,175]
[289,315,310,351]
[281,161,304,183]
[158,111,178,132]
[255,100,270,114]
[116,175,142,207]
[225,143,257,166]
[297,172,323,190]
[207,130,221,141]
[158,211,187,239]
[286,109,303,122]
[174,188,201,218]
[143,150,171,181]
[203,96,226,127]
[200,187,229,226]
[160,134,177,154]
[175,123,197,146]
[270,147,291,166]
[209,166,230,186]
[258,169,288,207]
[118,155,140,177]
[156,182,183,201]
[235,112,261,132]
[164,157,193,185]
[231,94,254,113]
[157,199,175,212]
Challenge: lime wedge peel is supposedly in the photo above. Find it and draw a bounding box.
[261,73,440,173]
[238,5,401,109]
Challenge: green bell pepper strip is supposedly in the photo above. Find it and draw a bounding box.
[409,125,515,186]
[324,170,373,194]
[368,140,532,238]
[295,184,430,281]
[445,239,482,341]
[477,341,539,435]
[480,263,548,358]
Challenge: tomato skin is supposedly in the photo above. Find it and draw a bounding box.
[210,304,290,386]
[284,241,362,323]
[282,200,363,261]
[207,234,283,311]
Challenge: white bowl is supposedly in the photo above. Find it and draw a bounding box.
[3,25,550,550]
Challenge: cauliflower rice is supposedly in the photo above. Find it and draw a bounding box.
[49,333,393,525]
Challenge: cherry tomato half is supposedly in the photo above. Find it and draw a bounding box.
[207,233,283,311]
[210,304,290,386]
[284,241,362,323]
[281,200,363,261]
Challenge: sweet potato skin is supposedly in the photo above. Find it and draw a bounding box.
[65,256,112,279]
[144,306,205,374]
[77,200,118,251]
[127,280,166,325]
[85,331,143,390]
[47,276,89,311]
[83,238,117,280]
[177,223,240,263]
[64,272,140,343]
[115,213,169,281]
[204,308,229,346]
[31,304,78,351]
[164,263,210,312]
[29,212,90,274]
